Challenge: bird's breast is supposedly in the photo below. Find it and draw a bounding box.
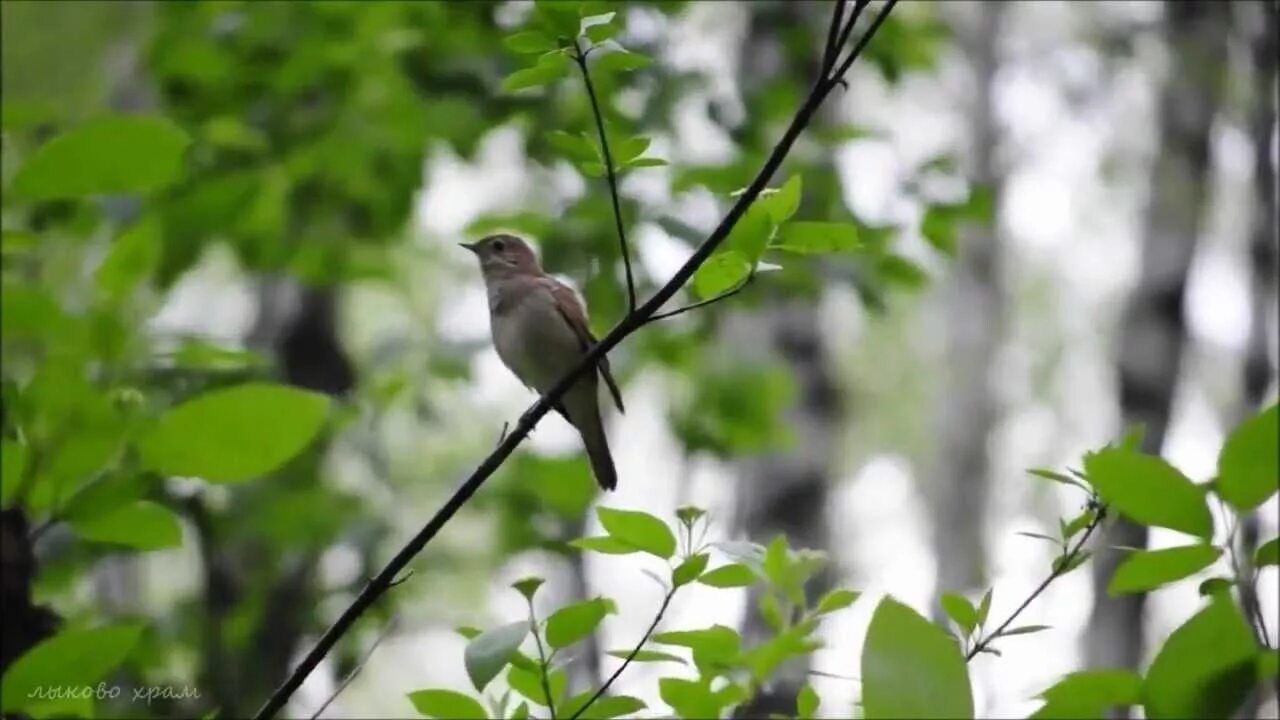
[491,289,582,393]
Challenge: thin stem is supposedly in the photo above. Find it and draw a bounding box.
[307,616,398,720]
[530,613,558,720]
[252,7,897,716]
[966,506,1105,661]
[1223,505,1273,648]
[821,0,848,76]
[645,272,757,323]
[827,0,871,79]
[829,0,894,90]
[568,588,677,720]
[574,42,637,313]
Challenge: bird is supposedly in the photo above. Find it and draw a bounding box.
[461,233,626,490]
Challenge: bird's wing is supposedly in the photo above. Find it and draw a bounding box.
[542,276,626,414]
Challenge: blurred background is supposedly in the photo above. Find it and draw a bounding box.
[1,0,1276,717]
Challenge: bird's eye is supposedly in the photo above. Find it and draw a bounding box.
[492,239,506,252]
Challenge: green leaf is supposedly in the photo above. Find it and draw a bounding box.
[672,553,709,587]
[502,66,564,93]
[569,536,639,554]
[940,592,978,635]
[593,50,651,74]
[456,626,483,640]
[0,440,28,507]
[675,505,705,526]
[408,689,488,719]
[1197,578,1233,597]
[1107,545,1222,595]
[1143,596,1257,719]
[596,506,676,559]
[627,157,668,168]
[759,175,802,225]
[505,30,557,54]
[773,222,860,254]
[584,21,620,43]
[1216,403,1278,512]
[138,383,330,483]
[535,0,581,36]
[464,621,529,692]
[605,649,686,665]
[725,204,774,262]
[12,116,190,200]
[512,577,545,602]
[511,701,530,720]
[506,665,563,708]
[69,501,182,550]
[1028,468,1088,490]
[1061,508,1096,540]
[796,684,819,719]
[96,216,161,299]
[546,130,599,164]
[613,135,651,165]
[652,625,740,673]
[1,624,143,713]
[815,588,860,615]
[1255,537,1278,567]
[698,563,758,588]
[1000,624,1051,637]
[861,597,974,719]
[545,597,613,649]
[1083,447,1213,539]
[1053,550,1092,575]
[976,589,992,627]
[692,251,752,299]
[876,254,928,289]
[1030,670,1141,719]
[561,692,644,719]
[659,678,721,720]
[920,204,960,255]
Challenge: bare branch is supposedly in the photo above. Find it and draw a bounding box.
[253,7,898,716]
[568,588,676,720]
[307,616,398,720]
[821,0,849,76]
[574,42,638,312]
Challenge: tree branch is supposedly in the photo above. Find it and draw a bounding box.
[966,505,1105,661]
[821,0,848,76]
[645,272,757,323]
[307,616,398,720]
[568,588,676,720]
[574,41,637,312]
[253,5,898,717]
[531,611,558,720]
[827,0,872,80]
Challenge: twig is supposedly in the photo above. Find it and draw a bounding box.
[568,588,677,720]
[827,0,872,80]
[530,612,558,719]
[307,616,399,720]
[645,272,757,323]
[253,6,897,717]
[821,0,848,76]
[966,506,1105,661]
[829,0,893,86]
[1223,505,1273,648]
[574,41,637,313]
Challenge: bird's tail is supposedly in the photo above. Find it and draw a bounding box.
[579,414,617,491]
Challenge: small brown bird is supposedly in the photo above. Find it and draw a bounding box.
[461,234,625,490]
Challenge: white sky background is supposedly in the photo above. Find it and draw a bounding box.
[146,1,1278,717]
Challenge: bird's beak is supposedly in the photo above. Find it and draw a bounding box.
[459,241,479,255]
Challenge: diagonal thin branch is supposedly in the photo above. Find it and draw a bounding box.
[568,587,676,720]
[966,505,1105,661]
[830,0,889,85]
[827,0,872,80]
[574,41,638,312]
[253,5,898,717]
[307,616,398,720]
[821,0,848,76]
[646,272,757,323]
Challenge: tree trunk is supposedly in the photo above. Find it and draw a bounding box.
[1087,0,1230,690]
[929,0,1004,607]
[731,6,843,715]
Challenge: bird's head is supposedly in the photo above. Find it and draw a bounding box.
[460,233,541,278]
